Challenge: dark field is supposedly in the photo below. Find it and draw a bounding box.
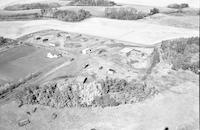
[0,45,63,83]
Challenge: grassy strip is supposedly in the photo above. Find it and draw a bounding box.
[0,72,41,98]
[4,3,61,11]
[0,13,41,21]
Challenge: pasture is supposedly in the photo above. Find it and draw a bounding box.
[0,45,65,84]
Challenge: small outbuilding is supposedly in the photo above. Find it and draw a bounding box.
[82,48,92,54]
[46,52,58,58]
[49,43,56,47]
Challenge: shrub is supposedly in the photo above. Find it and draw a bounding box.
[4,3,61,11]
[69,0,116,6]
[0,36,17,46]
[16,83,76,108]
[160,37,199,74]
[150,8,159,15]
[0,37,7,46]
[180,3,189,8]
[77,9,92,20]
[98,77,158,104]
[99,77,128,93]
[105,7,147,20]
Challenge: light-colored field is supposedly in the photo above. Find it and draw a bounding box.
[113,0,200,8]
[0,0,199,9]
[0,18,198,45]
[0,0,61,9]
[142,13,199,30]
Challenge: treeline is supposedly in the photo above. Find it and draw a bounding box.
[41,9,91,22]
[69,0,116,6]
[105,7,159,20]
[160,37,199,74]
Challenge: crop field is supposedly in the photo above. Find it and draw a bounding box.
[0,18,198,45]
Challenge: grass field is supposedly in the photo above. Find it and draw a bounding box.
[0,45,64,83]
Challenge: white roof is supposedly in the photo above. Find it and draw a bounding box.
[46,52,58,58]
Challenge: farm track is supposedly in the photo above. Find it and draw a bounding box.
[34,60,72,83]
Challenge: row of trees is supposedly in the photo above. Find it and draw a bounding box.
[160,37,199,74]
[41,8,91,22]
[69,0,116,6]
[105,7,159,20]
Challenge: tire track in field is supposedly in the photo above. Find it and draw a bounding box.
[36,60,72,82]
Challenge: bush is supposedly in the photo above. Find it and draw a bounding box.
[150,8,159,15]
[180,3,189,8]
[167,3,189,9]
[0,36,17,46]
[160,37,199,74]
[16,82,79,108]
[4,3,60,11]
[0,37,7,46]
[105,7,147,20]
[98,77,157,104]
[69,0,116,6]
